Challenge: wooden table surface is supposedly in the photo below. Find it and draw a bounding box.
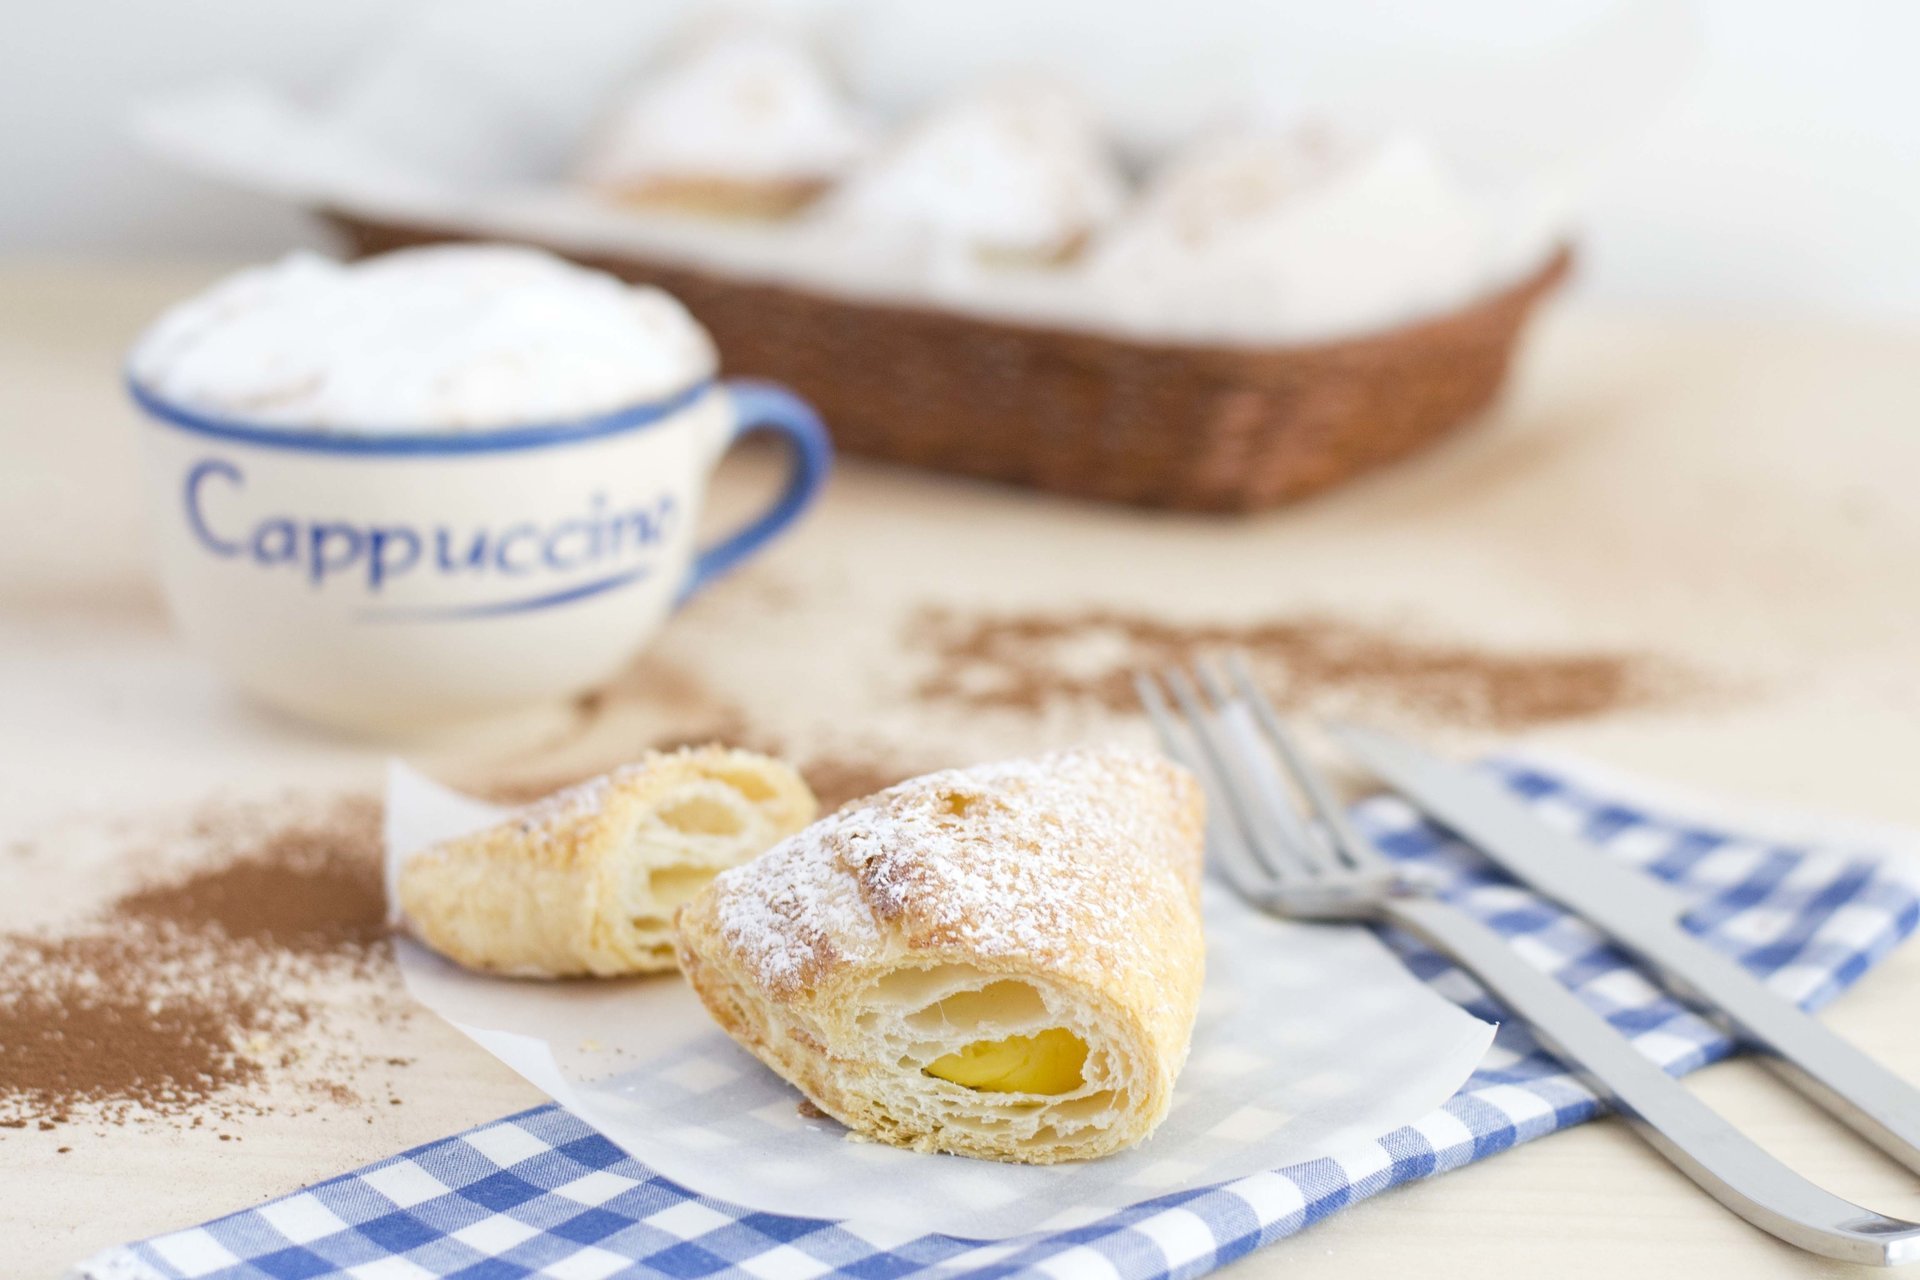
[4,260,1920,1278]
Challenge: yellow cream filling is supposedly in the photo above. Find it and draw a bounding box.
[923,1028,1088,1094]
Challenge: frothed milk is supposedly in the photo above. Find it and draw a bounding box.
[130,246,717,431]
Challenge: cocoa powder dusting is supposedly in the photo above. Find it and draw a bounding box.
[909,607,1690,731]
[0,932,284,1128]
[113,796,388,957]
[0,796,396,1130]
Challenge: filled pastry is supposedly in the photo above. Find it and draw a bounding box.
[811,80,1127,266]
[675,747,1205,1163]
[577,26,872,219]
[1090,126,1487,339]
[399,746,816,977]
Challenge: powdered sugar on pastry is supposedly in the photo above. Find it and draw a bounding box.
[678,747,1206,1163]
[810,80,1127,265]
[128,245,716,431]
[1090,127,1490,340]
[712,750,1198,995]
[579,28,872,192]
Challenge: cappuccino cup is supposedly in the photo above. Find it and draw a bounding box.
[126,246,830,736]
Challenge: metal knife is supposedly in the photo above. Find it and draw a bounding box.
[1330,722,1920,1174]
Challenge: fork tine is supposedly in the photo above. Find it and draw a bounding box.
[1193,655,1336,875]
[1162,665,1321,883]
[1133,672,1273,902]
[1224,650,1389,876]
[1159,666,1272,878]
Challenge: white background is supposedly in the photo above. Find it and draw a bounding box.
[4,0,1918,326]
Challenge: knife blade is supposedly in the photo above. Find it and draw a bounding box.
[1329,722,1920,1173]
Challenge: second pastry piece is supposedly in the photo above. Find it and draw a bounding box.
[676,748,1206,1163]
[400,747,816,977]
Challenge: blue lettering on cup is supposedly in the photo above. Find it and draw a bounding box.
[542,519,593,571]
[493,524,540,576]
[308,523,364,587]
[437,529,490,573]
[367,527,421,591]
[179,458,679,618]
[252,519,298,565]
[184,458,244,556]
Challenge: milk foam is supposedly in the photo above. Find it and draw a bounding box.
[130,245,718,432]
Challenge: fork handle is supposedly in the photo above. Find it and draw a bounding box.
[1384,895,1920,1266]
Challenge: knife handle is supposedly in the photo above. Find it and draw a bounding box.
[1385,895,1920,1267]
[1331,723,1920,1183]
[1626,926,1920,1179]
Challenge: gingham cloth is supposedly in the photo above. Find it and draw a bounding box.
[82,761,1920,1280]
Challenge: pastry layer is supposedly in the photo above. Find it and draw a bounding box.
[602,175,832,220]
[399,746,816,977]
[676,747,1205,1163]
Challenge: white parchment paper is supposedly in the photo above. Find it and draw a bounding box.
[384,762,1493,1238]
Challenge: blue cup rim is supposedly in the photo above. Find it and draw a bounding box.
[126,371,717,456]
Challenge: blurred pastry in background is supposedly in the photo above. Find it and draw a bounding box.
[1089,126,1490,340]
[811,80,1127,268]
[398,746,817,977]
[577,25,873,219]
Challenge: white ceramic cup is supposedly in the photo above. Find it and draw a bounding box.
[128,374,831,736]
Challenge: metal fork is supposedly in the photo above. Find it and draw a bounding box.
[1138,653,1920,1267]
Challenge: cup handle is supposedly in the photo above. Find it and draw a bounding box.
[677,379,833,606]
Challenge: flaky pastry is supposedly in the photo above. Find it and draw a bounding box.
[400,747,816,977]
[675,747,1205,1163]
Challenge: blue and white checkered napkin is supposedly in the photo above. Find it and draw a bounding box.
[83,761,1920,1280]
